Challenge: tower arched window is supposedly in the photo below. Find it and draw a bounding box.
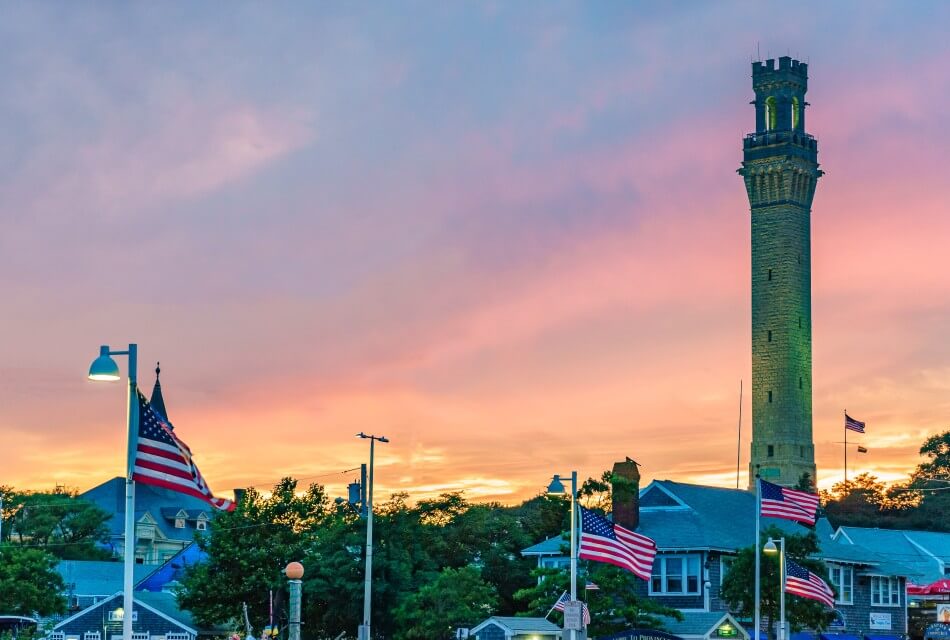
[765,97,777,131]
[792,96,800,130]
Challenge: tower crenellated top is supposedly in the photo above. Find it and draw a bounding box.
[752,56,808,86]
[750,56,811,135]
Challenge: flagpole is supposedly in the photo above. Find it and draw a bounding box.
[844,410,848,486]
[570,470,578,640]
[123,346,138,640]
[754,471,761,640]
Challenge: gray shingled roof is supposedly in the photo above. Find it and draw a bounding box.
[658,612,748,638]
[57,561,155,596]
[836,526,950,582]
[521,535,568,556]
[520,480,915,578]
[479,616,560,633]
[81,477,216,541]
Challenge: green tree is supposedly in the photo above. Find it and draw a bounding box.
[4,489,111,560]
[392,566,498,640]
[177,478,330,628]
[720,526,835,640]
[0,546,66,616]
[584,564,682,636]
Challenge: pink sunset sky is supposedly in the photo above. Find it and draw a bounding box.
[2,3,949,504]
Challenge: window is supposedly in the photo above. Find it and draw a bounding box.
[792,96,800,129]
[800,445,805,458]
[768,390,773,403]
[175,517,185,529]
[871,576,900,606]
[799,377,803,389]
[650,555,702,595]
[768,330,772,342]
[720,555,736,585]
[767,445,774,458]
[196,520,207,531]
[828,564,853,604]
[768,269,772,281]
[765,97,777,131]
[798,317,802,328]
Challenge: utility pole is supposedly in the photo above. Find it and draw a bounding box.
[357,433,389,640]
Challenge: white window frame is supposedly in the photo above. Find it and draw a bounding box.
[174,518,185,529]
[720,555,736,586]
[870,576,900,607]
[828,564,853,605]
[196,520,207,531]
[649,554,702,596]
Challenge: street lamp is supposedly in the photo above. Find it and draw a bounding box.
[547,472,578,640]
[87,344,138,640]
[764,537,786,640]
[357,433,389,640]
[285,562,304,640]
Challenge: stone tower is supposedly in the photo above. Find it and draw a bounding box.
[739,57,821,488]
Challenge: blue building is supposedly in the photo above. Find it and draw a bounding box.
[522,465,914,640]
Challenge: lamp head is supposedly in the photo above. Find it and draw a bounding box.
[285,561,304,580]
[763,538,778,554]
[547,474,566,495]
[88,346,121,381]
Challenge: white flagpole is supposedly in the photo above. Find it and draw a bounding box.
[754,474,761,640]
[123,346,139,640]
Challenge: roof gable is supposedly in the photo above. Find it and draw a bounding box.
[53,592,196,635]
[639,482,690,510]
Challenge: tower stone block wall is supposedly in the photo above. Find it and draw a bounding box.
[740,56,821,488]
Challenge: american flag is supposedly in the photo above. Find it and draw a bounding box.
[578,507,656,581]
[585,581,599,590]
[759,479,818,526]
[132,390,235,511]
[845,413,865,433]
[550,591,590,625]
[785,557,835,608]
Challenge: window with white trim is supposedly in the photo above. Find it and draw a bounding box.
[175,517,185,529]
[196,520,207,531]
[871,576,900,606]
[720,555,736,585]
[650,554,702,595]
[827,564,853,604]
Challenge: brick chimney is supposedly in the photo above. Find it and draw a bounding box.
[611,458,641,530]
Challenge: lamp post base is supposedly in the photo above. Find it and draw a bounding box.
[358,624,370,640]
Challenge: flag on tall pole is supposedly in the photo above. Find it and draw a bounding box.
[578,506,656,581]
[845,414,865,433]
[785,557,835,608]
[132,390,235,511]
[759,479,819,525]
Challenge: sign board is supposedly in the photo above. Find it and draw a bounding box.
[597,630,683,640]
[759,467,780,477]
[939,605,950,624]
[925,623,950,640]
[869,612,891,630]
[715,622,739,637]
[563,602,585,630]
[828,610,846,629]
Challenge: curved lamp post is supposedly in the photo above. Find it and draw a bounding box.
[88,344,138,640]
[547,472,578,640]
[764,537,786,640]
